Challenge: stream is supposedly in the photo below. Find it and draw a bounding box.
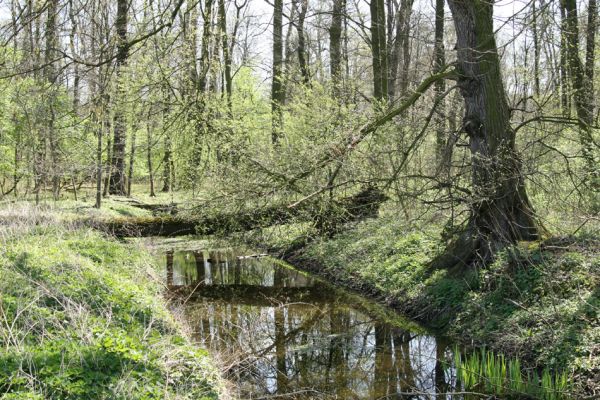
[159,243,459,399]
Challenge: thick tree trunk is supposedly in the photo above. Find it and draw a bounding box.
[45,0,60,200]
[330,0,344,96]
[109,0,129,195]
[433,0,541,269]
[198,0,213,93]
[532,1,541,97]
[560,0,599,186]
[433,0,446,166]
[272,0,285,144]
[585,0,598,85]
[388,0,413,100]
[296,0,310,84]
[559,5,571,116]
[218,0,233,111]
[370,0,388,102]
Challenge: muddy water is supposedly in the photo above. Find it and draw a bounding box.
[163,248,458,399]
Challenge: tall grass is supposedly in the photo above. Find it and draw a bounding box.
[454,347,571,399]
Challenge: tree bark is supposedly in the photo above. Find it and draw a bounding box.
[433,0,541,269]
[330,0,344,96]
[370,0,388,102]
[559,4,571,116]
[147,122,156,197]
[388,0,413,100]
[532,1,541,97]
[127,127,136,197]
[560,0,599,186]
[296,0,310,84]
[585,0,598,85]
[218,0,233,111]
[162,135,172,192]
[433,0,446,166]
[45,0,60,200]
[109,0,129,195]
[272,0,285,144]
[198,0,214,93]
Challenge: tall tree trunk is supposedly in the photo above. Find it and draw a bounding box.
[218,0,233,111]
[433,0,446,166]
[162,135,172,192]
[198,0,213,93]
[127,128,136,197]
[560,0,599,186]
[330,0,344,96]
[193,0,213,174]
[296,0,310,84]
[560,4,571,116]
[272,0,285,144]
[109,0,129,195]
[283,1,296,103]
[370,0,388,102]
[103,118,112,198]
[585,0,598,85]
[69,0,80,112]
[434,0,541,269]
[532,1,541,97]
[95,106,103,208]
[45,0,60,200]
[147,122,156,197]
[388,0,413,100]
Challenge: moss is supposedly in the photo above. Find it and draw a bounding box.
[0,227,223,399]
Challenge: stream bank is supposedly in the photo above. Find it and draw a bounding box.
[0,205,226,399]
[252,216,600,396]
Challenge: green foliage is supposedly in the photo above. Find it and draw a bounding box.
[271,214,598,396]
[0,225,222,399]
[454,347,571,399]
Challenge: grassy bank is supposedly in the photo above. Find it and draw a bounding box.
[259,215,599,396]
[0,205,224,399]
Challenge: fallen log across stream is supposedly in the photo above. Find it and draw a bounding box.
[90,187,386,237]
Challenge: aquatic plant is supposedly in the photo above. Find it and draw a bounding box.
[454,347,571,399]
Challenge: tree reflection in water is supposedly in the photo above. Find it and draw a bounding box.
[165,249,457,399]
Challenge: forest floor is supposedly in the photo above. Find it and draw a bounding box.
[0,203,225,399]
[253,212,600,396]
[2,194,598,397]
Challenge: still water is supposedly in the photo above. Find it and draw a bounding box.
[163,247,457,399]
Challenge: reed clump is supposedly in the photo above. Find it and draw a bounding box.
[454,347,570,399]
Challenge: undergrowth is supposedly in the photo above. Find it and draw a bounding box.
[0,205,223,399]
[282,214,599,396]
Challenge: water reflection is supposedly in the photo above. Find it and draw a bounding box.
[164,249,457,399]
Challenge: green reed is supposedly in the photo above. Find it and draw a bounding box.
[453,347,570,399]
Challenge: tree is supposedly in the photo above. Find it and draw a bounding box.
[432,0,446,166]
[560,0,599,188]
[295,0,310,84]
[330,0,344,96]
[272,0,285,144]
[218,0,233,110]
[370,0,388,102]
[109,0,130,195]
[388,0,413,100]
[433,0,541,269]
[44,0,60,200]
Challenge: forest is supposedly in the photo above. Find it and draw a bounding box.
[0,0,598,398]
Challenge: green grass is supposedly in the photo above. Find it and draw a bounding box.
[0,206,223,399]
[267,213,599,396]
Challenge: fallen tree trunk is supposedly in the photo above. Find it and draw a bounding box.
[90,186,386,237]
